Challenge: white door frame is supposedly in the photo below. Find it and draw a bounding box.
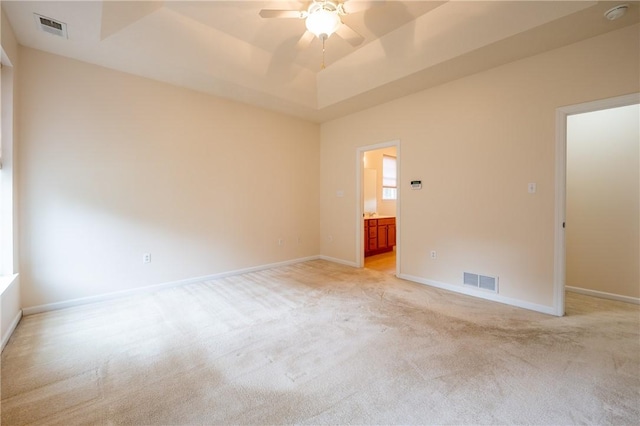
[554,93,639,316]
[356,140,401,273]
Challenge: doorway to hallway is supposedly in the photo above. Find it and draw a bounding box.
[565,103,639,301]
[554,93,640,315]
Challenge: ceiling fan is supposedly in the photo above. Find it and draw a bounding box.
[259,1,377,67]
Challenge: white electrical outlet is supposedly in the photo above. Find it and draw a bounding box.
[278,238,284,246]
[143,253,151,264]
[430,251,437,259]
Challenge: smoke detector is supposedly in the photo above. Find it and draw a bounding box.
[604,4,628,20]
[34,13,68,38]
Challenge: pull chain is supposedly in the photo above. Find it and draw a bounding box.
[321,36,326,70]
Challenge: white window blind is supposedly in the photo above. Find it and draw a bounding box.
[382,155,397,200]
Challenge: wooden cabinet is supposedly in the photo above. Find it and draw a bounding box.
[387,221,396,247]
[364,217,396,257]
[367,223,378,251]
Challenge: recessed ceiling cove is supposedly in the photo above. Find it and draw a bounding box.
[3,1,638,122]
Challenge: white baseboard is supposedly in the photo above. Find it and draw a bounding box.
[318,255,358,268]
[23,256,321,316]
[566,286,640,305]
[399,273,558,316]
[21,255,576,318]
[1,309,22,352]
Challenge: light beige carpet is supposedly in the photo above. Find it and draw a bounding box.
[1,260,639,425]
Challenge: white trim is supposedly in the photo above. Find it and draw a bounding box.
[395,143,401,278]
[356,148,364,267]
[1,309,22,352]
[22,256,320,315]
[356,140,400,275]
[558,93,640,115]
[399,273,557,316]
[318,255,358,268]
[553,108,567,316]
[554,93,640,317]
[0,273,18,295]
[566,286,640,305]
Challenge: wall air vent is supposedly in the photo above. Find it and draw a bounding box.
[34,13,68,39]
[463,272,498,293]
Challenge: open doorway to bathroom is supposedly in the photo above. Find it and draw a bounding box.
[358,143,399,275]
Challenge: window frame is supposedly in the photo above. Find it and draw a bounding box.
[382,154,397,201]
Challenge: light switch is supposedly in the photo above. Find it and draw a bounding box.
[528,183,537,194]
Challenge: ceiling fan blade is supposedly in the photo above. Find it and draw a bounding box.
[341,0,382,14]
[296,31,316,50]
[259,9,307,19]
[335,23,364,46]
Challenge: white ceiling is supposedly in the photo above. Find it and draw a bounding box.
[3,1,638,122]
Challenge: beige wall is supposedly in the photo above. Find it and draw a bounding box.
[363,147,397,217]
[566,104,639,299]
[320,24,640,310]
[18,48,320,309]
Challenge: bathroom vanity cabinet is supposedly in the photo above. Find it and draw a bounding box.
[364,217,396,257]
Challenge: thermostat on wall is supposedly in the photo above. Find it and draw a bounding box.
[411,180,422,190]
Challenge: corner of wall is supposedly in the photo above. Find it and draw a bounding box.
[1,275,22,351]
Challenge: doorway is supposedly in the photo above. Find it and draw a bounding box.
[555,93,640,316]
[356,141,400,275]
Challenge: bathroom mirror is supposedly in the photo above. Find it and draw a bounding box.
[364,168,377,216]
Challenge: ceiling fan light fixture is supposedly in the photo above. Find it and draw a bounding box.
[305,8,341,39]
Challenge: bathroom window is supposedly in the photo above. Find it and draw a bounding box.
[382,155,397,200]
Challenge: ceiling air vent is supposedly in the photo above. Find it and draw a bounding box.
[34,13,68,38]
